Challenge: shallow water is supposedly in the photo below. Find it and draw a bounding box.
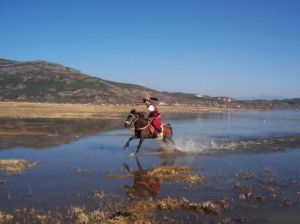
[1,111,300,223]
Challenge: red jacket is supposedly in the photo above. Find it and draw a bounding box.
[147,103,160,118]
[147,102,162,131]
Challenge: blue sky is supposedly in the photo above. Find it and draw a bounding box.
[0,0,299,98]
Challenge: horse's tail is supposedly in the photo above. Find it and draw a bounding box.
[168,123,173,137]
[162,123,174,144]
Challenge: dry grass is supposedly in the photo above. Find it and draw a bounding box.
[0,102,223,119]
[0,159,37,174]
[0,197,221,224]
[128,197,221,215]
[0,102,130,119]
[0,130,51,136]
[109,164,204,185]
[148,165,204,184]
[0,211,13,224]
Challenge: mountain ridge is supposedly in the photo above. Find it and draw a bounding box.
[0,58,299,109]
[0,58,213,104]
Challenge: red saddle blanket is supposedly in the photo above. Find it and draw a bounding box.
[149,124,170,137]
[149,125,156,136]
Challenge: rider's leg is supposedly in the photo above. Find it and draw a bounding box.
[156,127,163,139]
[152,117,163,139]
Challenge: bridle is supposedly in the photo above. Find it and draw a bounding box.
[125,113,138,126]
[125,112,153,132]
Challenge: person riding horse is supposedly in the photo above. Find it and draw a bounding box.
[143,96,163,139]
[123,107,173,156]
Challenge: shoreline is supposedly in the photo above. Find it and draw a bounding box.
[1,101,298,120]
[0,101,235,120]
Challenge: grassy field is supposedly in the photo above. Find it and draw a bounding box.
[0,102,225,119]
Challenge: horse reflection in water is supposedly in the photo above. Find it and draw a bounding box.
[124,109,174,156]
[123,157,162,199]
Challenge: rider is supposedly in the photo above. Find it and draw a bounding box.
[143,96,163,139]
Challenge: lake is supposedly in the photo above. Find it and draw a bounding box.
[1,110,300,223]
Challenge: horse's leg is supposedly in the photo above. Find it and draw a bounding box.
[162,136,174,145]
[166,136,175,144]
[135,157,143,171]
[124,135,137,150]
[133,137,144,156]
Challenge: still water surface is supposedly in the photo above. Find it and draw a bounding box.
[1,111,300,223]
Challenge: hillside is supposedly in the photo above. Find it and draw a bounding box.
[0,58,215,104]
[0,58,299,109]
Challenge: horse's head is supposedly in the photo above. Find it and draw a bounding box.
[124,109,138,128]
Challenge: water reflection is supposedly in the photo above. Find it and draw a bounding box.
[0,118,122,149]
[121,155,203,200]
[123,157,161,199]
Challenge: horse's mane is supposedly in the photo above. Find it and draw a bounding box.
[137,112,145,119]
[129,109,147,120]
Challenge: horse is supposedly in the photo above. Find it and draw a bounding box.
[124,109,174,156]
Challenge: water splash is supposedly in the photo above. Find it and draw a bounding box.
[173,134,300,154]
[174,138,240,153]
[174,138,215,153]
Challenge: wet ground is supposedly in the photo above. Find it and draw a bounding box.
[0,111,300,223]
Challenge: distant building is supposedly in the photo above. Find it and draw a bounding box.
[216,96,234,102]
[159,101,167,105]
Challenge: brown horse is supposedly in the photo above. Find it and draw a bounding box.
[124,109,174,156]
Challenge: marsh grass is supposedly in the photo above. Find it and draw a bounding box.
[0,197,221,224]
[148,165,203,184]
[108,164,204,185]
[0,159,37,174]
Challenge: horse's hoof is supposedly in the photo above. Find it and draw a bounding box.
[130,152,138,157]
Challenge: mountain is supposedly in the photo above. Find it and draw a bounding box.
[237,95,287,101]
[0,58,213,104]
[0,58,299,109]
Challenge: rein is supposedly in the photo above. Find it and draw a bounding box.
[126,113,153,131]
[139,114,161,131]
[137,121,151,131]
